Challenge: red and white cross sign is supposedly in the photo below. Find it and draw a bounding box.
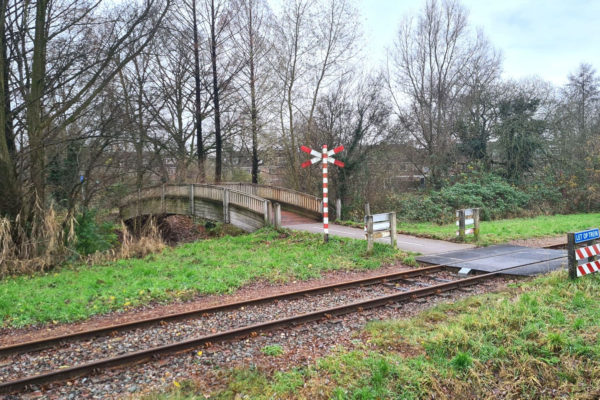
[300,144,344,242]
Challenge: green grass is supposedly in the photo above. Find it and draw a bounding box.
[0,228,408,328]
[395,212,600,245]
[155,271,600,399]
[261,344,284,357]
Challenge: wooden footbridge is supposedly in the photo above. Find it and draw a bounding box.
[119,183,322,232]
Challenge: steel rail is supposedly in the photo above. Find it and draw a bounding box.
[0,271,495,394]
[0,265,445,357]
[0,244,567,394]
[0,243,565,357]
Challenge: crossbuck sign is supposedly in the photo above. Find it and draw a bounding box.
[301,144,344,243]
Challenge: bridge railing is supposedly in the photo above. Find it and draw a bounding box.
[120,184,271,225]
[219,183,322,215]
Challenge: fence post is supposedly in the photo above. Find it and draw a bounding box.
[568,232,577,279]
[223,189,230,224]
[390,212,397,248]
[336,198,342,221]
[458,209,465,242]
[366,215,374,255]
[365,202,371,217]
[274,202,281,229]
[473,208,480,241]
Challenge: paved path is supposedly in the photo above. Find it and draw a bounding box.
[282,212,474,255]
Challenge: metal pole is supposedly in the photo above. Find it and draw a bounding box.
[336,198,341,221]
[322,144,328,243]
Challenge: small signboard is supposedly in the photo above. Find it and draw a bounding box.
[574,228,600,244]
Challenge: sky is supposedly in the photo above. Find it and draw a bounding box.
[357,0,600,85]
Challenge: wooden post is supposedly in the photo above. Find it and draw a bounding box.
[473,208,480,241]
[336,198,341,221]
[190,184,195,217]
[366,215,374,255]
[263,200,270,224]
[365,202,371,217]
[458,209,465,242]
[568,232,577,279]
[390,212,397,248]
[274,202,281,229]
[223,189,230,224]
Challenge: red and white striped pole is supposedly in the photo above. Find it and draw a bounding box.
[300,144,344,243]
[322,145,329,242]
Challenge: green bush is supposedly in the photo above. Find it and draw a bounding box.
[388,173,531,223]
[74,210,118,255]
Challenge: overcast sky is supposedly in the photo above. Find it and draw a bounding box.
[357,0,600,85]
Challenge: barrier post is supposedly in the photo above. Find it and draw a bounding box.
[365,202,370,217]
[366,215,374,255]
[568,232,577,279]
[336,198,341,221]
[473,208,480,241]
[390,212,397,248]
[457,209,465,241]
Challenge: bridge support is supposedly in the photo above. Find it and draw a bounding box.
[274,203,281,229]
[190,184,195,217]
[223,189,230,223]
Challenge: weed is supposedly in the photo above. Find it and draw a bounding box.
[261,344,284,357]
[450,351,473,371]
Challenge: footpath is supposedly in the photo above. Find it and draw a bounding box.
[281,211,473,255]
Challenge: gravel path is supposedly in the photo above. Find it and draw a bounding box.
[0,271,458,383]
[0,273,519,400]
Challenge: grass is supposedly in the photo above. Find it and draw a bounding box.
[261,344,284,357]
[0,228,409,328]
[150,271,600,399]
[395,212,600,245]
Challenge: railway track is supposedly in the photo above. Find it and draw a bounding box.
[0,244,567,395]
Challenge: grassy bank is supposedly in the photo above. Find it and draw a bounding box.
[396,212,600,245]
[0,229,408,328]
[156,271,600,399]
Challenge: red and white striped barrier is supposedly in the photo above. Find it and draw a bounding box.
[577,260,600,277]
[301,144,344,242]
[575,243,600,260]
[568,228,600,279]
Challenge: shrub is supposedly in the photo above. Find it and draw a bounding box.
[386,173,531,223]
[74,210,118,255]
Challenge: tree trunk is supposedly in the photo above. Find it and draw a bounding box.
[0,0,18,218]
[210,0,222,183]
[248,4,259,184]
[26,0,48,207]
[192,0,205,182]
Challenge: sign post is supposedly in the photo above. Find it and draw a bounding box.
[300,144,344,243]
[568,228,600,279]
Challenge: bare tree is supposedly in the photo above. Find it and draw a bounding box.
[0,0,171,219]
[231,0,275,183]
[388,0,495,186]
